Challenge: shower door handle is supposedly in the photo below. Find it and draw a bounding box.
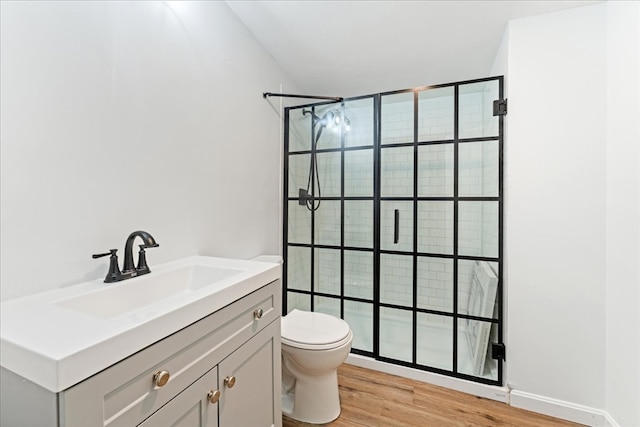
[394,209,399,244]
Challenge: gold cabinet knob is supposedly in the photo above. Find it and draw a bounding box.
[207,389,221,404]
[153,370,170,387]
[224,375,236,389]
[253,308,264,320]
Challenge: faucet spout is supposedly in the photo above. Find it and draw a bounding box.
[122,230,159,274]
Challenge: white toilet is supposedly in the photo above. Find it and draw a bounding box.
[250,256,353,423]
[281,309,353,424]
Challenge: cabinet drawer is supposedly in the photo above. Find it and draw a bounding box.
[60,280,280,427]
[138,366,218,427]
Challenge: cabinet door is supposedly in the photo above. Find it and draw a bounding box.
[138,367,218,427]
[218,320,281,427]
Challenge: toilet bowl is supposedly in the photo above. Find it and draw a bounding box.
[281,309,353,424]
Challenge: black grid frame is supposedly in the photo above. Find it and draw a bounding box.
[282,76,504,386]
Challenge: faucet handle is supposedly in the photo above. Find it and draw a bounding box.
[92,249,118,259]
[92,249,122,283]
[136,245,151,275]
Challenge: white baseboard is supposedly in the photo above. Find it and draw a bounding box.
[510,390,611,427]
[346,355,621,427]
[602,411,621,427]
[345,354,510,403]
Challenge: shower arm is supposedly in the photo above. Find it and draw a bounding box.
[262,92,343,102]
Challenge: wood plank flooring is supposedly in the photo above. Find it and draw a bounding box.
[283,364,583,427]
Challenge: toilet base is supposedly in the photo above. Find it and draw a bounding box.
[281,370,341,424]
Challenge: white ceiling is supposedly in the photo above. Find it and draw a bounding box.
[226,0,600,98]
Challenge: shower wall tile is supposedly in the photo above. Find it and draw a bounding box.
[482,86,499,137]
[459,140,499,197]
[315,248,340,296]
[460,81,499,139]
[288,153,310,198]
[381,146,414,197]
[459,92,484,138]
[314,200,341,246]
[344,100,374,148]
[481,202,499,257]
[314,296,340,318]
[288,109,312,152]
[380,254,413,307]
[379,307,413,362]
[344,201,373,248]
[418,144,454,196]
[344,301,373,352]
[417,314,453,369]
[458,201,498,258]
[459,143,484,196]
[344,250,373,299]
[317,152,341,197]
[287,291,310,314]
[418,89,454,141]
[287,246,310,292]
[288,202,310,244]
[381,94,414,144]
[417,257,453,312]
[344,149,373,196]
[417,201,454,255]
[482,141,499,195]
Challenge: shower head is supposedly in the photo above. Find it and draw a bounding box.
[321,111,336,127]
[302,108,350,133]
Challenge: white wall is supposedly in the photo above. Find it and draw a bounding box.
[506,1,608,419]
[0,1,295,301]
[605,3,640,427]
[504,2,640,426]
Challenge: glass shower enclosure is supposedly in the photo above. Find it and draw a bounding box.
[283,76,504,385]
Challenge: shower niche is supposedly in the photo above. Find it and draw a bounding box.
[283,77,504,385]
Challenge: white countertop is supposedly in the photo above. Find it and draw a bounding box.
[0,256,280,392]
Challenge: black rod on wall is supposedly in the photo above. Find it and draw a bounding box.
[263,92,343,102]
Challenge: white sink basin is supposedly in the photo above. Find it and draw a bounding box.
[56,265,243,319]
[0,256,281,392]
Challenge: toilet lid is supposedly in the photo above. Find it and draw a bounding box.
[281,309,351,347]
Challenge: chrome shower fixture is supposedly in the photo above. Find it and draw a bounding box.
[299,106,352,212]
[302,108,351,132]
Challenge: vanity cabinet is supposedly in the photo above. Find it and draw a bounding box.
[140,321,280,427]
[3,280,282,427]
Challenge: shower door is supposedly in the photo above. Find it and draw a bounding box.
[283,76,504,386]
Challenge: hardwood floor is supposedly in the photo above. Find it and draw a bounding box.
[282,364,582,427]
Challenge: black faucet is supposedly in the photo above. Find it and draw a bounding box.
[92,230,159,283]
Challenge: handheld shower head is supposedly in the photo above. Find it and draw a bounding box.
[299,106,351,212]
[322,111,335,127]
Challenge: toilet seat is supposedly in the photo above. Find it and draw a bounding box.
[281,309,352,351]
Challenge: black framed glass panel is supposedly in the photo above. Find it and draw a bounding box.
[283,76,504,386]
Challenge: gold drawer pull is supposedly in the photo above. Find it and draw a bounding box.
[153,370,170,387]
[224,375,236,389]
[208,389,221,404]
[253,308,264,319]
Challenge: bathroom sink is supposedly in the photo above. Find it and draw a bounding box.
[55,265,243,319]
[0,255,281,392]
